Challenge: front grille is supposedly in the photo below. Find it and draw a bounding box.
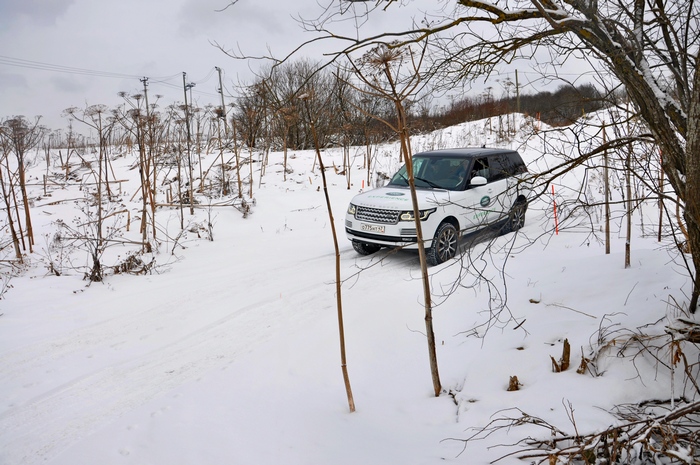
[355,206,400,224]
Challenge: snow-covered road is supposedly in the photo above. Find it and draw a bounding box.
[0,190,363,464]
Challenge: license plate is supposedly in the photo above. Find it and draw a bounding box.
[361,223,385,233]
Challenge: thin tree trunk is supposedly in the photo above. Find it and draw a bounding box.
[658,149,664,243]
[178,145,185,231]
[306,101,355,413]
[283,126,288,183]
[17,162,34,252]
[219,121,228,196]
[248,146,254,199]
[603,123,610,255]
[625,142,632,269]
[685,63,700,312]
[0,163,22,259]
[8,163,27,251]
[232,122,243,198]
[384,62,441,396]
[138,124,149,250]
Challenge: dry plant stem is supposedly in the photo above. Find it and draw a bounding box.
[346,43,441,397]
[393,87,441,395]
[512,400,700,464]
[0,158,22,260]
[306,101,355,413]
[389,63,442,397]
[550,338,570,372]
[404,144,441,397]
[1,116,46,254]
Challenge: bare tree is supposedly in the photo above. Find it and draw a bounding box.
[343,42,442,397]
[0,116,47,253]
[62,105,117,281]
[113,93,159,252]
[0,135,22,260]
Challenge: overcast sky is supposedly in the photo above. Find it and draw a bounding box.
[0,0,595,132]
[0,0,353,130]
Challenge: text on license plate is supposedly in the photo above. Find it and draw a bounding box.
[361,223,385,234]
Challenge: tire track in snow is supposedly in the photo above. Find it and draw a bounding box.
[0,240,413,465]
[0,248,339,388]
[0,259,334,465]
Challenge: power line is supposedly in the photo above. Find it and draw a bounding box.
[192,67,217,86]
[0,54,222,99]
[0,54,151,80]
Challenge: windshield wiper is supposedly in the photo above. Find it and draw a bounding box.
[414,176,442,189]
[390,172,442,189]
[388,172,409,186]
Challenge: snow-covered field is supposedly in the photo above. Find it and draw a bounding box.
[0,116,693,464]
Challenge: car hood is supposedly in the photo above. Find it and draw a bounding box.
[350,186,449,210]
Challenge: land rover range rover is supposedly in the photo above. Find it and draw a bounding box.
[345,147,530,265]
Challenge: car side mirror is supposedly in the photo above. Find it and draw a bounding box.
[470,176,487,186]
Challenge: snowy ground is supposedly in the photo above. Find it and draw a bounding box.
[0,117,694,464]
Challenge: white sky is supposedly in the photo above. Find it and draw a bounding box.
[0,0,596,132]
[0,0,345,129]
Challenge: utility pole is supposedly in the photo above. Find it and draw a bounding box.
[140,76,156,242]
[215,66,229,134]
[215,66,229,196]
[182,72,195,214]
[141,77,150,118]
[141,76,152,162]
[182,72,191,146]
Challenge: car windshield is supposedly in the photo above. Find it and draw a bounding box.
[388,156,470,191]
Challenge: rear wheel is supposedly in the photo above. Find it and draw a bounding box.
[352,241,382,255]
[501,201,527,235]
[427,222,458,266]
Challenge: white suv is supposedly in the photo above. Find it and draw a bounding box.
[345,147,530,265]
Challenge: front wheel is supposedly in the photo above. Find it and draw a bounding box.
[427,222,458,266]
[352,241,382,255]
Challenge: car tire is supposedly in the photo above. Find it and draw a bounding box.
[352,241,382,255]
[501,200,527,235]
[427,222,458,266]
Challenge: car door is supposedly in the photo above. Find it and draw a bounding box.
[486,153,516,222]
[454,157,495,232]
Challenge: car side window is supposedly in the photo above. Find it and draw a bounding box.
[470,157,490,182]
[488,155,510,181]
[488,152,527,181]
[508,153,528,174]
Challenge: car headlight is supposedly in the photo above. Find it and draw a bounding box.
[347,203,357,216]
[400,208,436,221]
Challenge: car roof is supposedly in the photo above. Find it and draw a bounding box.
[414,147,519,158]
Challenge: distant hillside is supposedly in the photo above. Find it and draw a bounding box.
[419,83,606,131]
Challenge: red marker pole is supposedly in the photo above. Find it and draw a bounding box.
[552,184,559,235]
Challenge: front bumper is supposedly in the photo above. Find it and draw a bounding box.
[345,216,426,248]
